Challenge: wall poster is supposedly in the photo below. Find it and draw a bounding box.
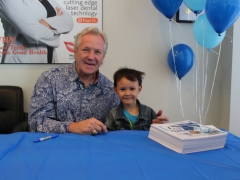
[176,3,204,23]
[0,0,103,64]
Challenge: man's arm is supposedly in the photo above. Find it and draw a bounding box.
[39,7,63,30]
[43,2,74,35]
[67,88,119,135]
[28,70,70,133]
[68,118,107,135]
[0,0,61,47]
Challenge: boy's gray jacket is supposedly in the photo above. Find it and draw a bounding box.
[105,100,156,131]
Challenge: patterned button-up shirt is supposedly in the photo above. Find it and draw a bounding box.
[28,62,120,133]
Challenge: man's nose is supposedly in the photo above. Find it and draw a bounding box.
[87,50,95,59]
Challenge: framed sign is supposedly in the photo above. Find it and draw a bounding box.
[176,3,203,23]
[0,0,103,64]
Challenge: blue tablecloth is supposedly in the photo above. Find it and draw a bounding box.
[0,130,240,180]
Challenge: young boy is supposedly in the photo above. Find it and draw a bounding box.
[105,67,168,131]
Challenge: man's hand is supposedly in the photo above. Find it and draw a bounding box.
[39,19,51,29]
[152,109,169,124]
[55,7,63,16]
[68,118,108,135]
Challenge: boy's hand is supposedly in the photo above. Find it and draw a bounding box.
[152,109,169,124]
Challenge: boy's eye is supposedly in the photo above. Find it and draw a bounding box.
[130,88,135,90]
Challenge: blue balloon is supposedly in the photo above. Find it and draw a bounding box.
[192,9,203,15]
[168,44,194,79]
[183,0,205,11]
[193,14,226,50]
[205,0,240,34]
[151,0,183,19]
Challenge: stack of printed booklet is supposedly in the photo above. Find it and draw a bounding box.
[148,120,227,154]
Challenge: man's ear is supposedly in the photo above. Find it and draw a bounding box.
[101,54,105,65]
[74,52,77,59]
[138,86,142,93]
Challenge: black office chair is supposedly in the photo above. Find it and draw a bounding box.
[0,86,28,134]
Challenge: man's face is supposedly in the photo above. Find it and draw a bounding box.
[75,34,105,76]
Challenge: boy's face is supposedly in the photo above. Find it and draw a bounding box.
[114,77,142,106]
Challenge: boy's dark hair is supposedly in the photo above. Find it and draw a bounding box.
[113,67,145,87]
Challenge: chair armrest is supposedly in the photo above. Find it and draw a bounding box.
[12,121,28,133]
[12,112,29,133]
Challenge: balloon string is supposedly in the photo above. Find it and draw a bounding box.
[192,62,197,122]
[193,16,204,125]
[203,43,222,124]
[194,32,201,124]
[178,80,185,120]
[171,19,181,27]
[210,50,219,56]
[169,20,184,119]
[199,18,207,125]
[194,42,198,123]
[201,49,205,122]
[201,52,209,123]
[200,50,204,124]
[225,34,233,43]
[169,21,179,87]
[201,31,206,124]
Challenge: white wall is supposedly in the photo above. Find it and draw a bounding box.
[0,0,233,130]
[229,19,240,136]
[219,27,233,131]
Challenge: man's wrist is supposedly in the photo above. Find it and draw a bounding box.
[68,122,77,133]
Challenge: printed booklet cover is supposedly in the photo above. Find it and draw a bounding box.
[148,120,227,154]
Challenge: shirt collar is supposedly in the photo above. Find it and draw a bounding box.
[93,71,99,84]
[69,62,79,82]
[117,100,144,117]
[69,61,99,84]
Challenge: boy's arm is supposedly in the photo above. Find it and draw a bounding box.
[105,112,117,131]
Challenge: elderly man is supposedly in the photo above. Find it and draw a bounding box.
[28,27,120,135]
